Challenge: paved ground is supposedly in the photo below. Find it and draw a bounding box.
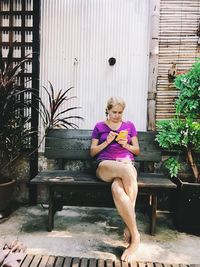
[0,205,200,264]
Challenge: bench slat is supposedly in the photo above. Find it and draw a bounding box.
[31,170,176,189]
[45,129,161,162]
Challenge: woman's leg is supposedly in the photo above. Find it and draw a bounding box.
[97,160,138,203]
[123,165,138,244]
[96,160,139,262]
[111,178,140,262]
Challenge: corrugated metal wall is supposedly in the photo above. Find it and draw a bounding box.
[39,0,150,141]
[157,0,200,120]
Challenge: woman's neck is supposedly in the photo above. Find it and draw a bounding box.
[106,119,122,130]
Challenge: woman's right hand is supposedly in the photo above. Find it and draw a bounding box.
[90,132,117,157]
[106,131,118,144]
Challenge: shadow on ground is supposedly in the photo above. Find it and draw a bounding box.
[0,205,200,264]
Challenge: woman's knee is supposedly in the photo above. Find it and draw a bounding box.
[96,160,118,181]
[120,165,137,184]
[111,178,125,199]
[96,161,113,181]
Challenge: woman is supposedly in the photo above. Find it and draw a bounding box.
[90,97,140,262]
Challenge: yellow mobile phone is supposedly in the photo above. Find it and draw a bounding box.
[116,130,128,141]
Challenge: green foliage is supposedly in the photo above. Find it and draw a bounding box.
[174,60,200,118]
[156,118,200,151]
[156,60,200,181]
[164,157,181,178]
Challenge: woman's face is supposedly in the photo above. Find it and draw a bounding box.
[108,104,124,122]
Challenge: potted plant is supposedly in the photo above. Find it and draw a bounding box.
[0,45,83,218]
[156,60,200,233]
[0,45,37,217]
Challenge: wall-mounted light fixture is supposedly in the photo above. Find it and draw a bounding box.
[108,57,116,66]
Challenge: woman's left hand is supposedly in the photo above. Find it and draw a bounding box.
[117,138,128,149]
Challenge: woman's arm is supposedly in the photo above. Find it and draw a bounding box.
[90,131,118,157]
[126,136,140,155]
[90,138,108,157]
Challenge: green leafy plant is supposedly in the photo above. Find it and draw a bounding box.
[156,60,200,183]
[174,60,200,118]
[156,118,200,180]
[164,157,181,178]
[0,45,37,182]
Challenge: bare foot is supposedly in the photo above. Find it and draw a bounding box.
[121,234,140,262]
[124,227,131,244]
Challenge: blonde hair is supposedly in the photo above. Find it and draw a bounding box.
[105,97,126,117]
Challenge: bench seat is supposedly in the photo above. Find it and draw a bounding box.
[31,169,176,234]
[32,170,176,189]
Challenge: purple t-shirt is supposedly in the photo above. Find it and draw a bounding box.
[91,121,137,161]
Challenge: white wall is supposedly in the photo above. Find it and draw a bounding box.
[39,0,150,141]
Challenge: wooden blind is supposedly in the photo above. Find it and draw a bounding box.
[156,0,200,121]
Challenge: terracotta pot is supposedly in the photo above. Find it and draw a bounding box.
[0,179,16,211]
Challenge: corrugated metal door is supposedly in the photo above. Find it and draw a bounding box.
[40,0,150,135]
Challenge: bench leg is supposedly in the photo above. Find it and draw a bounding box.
[150,194,157,235]
[48,187,54,232]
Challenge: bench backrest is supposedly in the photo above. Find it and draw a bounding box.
[45,129,161,162]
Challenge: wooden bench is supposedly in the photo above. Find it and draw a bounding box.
[31,129,177,235]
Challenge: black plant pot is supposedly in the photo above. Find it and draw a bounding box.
[174,181,200,233]
[0,179,16,217]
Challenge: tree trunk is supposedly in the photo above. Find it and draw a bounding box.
[187,149,199,183]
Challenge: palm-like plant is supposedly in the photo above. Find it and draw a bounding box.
[0,45,36,182]
[40,81,83,134]
[0,44,83,182]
